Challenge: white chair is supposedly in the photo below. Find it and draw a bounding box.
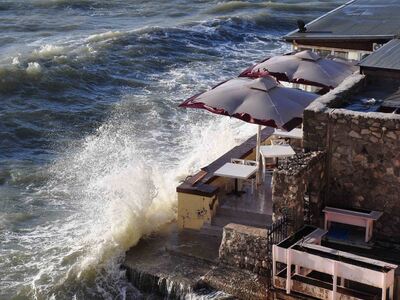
[231,158,258,194]
[271,138,288,145]
[261,156,276,184]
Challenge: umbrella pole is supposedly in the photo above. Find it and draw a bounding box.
[256,124,261,185]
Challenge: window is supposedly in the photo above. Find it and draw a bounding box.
[333,50,348,59]
[315,49,332,57]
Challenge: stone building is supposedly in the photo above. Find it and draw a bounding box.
[174,2,400,300]
[302,40,400,242]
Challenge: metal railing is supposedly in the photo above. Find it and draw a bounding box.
[265,213,290,289]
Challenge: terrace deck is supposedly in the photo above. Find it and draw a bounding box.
[219,176,273,216]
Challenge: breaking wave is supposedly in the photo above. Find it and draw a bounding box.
[0,0,344,298]
[19,106,255,298]
[206,1,342,14]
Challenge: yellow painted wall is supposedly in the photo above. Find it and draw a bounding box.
[177,192,218,230]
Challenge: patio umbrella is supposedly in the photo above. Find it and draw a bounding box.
[179,76,318,179]
[239,50,356,90]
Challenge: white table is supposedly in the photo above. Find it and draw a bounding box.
[323,206,383,243]
[259,144,296,177]
[272,128,303,140]
[214,162,258,196]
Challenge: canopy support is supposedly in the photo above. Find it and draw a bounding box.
[256,124,261,185]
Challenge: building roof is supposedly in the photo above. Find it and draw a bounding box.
[284,0,400,41]
[358,39,400,71]
[350,80,400,109]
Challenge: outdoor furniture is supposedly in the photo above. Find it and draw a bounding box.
[214,162,258,197]
[179,76,318,184]
[271,138,288,146]
[239,50,357,90]
[273,241,397,300]
[272,128,303,140]
[323,206,383,243]
[259,144,295,178]
[301,227,328,245]
[231,159,258,194]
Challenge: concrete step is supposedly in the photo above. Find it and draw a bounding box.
[216,207,272,227]
[166,228,221,262]
[199,223,224,238]
[211,214,271,229]
[202,264,269,300]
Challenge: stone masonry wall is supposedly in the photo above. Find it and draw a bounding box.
[219,223,270,276]
[304,73,400,242]
[303,74,366,151]
[328,110,400,241]
[272,151,326,231]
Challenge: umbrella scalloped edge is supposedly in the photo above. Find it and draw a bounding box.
[179,98,279,128]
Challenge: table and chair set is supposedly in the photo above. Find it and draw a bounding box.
[214,128,303,197]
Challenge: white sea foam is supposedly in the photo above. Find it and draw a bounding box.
[33,44,65,59]
[12,56,20,65]
[86,31,123,43]
[26,62,42,75]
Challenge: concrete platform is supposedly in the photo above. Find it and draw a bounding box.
[123,223,272,299]
[219,176,273,216]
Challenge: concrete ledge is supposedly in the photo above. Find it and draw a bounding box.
[176,182,219,197]
[223,223,268,237]
[306,73,365,113]
[275,151,326,177]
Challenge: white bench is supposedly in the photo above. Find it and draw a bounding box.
[323,206,383,243]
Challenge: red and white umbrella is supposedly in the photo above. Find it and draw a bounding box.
[179,76,318,172]
[240,50,356,90]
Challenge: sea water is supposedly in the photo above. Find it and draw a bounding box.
[0,1,345,298]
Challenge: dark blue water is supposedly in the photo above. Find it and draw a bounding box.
[0,1,344,298]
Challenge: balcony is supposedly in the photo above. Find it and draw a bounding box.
[272,226,398,300]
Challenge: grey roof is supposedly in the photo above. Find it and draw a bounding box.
[284,0,400,41]
[358,39,400,71]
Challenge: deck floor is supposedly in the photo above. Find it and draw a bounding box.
[219,175,273,216]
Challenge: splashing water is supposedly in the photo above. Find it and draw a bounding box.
[14,109,255,299]
[0,0,345,298]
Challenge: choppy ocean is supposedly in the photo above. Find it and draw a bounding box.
[0,1,344,299]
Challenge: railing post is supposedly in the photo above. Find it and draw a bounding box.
[332,261,337,300]
[286,249,291,294]
[382,273,387,300]
[272,245,276,278]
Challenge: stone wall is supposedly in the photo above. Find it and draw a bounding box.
[304,73,400,242]
[303,74,366,151]
[219,223,270,276]
[272,151,327,231]
[327,109,400,241]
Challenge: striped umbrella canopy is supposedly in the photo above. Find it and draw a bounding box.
[239,50,356,89]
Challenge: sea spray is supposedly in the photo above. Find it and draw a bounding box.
[24,107,254,299]
[0,1,342,298]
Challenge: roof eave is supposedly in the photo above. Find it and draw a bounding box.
[284,35,396,42]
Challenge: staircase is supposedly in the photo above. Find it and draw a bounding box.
[199,206,273,238]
